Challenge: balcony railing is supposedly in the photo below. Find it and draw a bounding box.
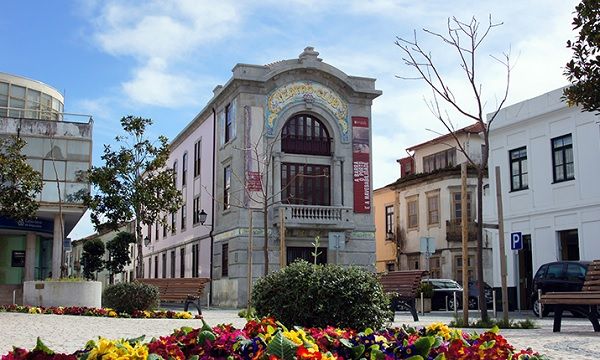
[278,204,353,228]
[446,219,477,242]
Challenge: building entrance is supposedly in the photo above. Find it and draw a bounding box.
[518,234,533,309]
[558,229,579,260]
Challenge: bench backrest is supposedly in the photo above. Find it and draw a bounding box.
[379,270,428,298]
[583,261,600,292]
[136,278,210,299]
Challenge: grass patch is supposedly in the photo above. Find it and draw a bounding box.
[449,316,537,329]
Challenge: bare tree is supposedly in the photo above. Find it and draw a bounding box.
[395,16,511,321]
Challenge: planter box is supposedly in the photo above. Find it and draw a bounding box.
[416,298,432,313]
[23,281,102,308]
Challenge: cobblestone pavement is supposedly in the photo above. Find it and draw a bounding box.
[0,309,597,359]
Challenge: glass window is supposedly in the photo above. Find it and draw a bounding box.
[182,152,188,186]
[181,203,186,231]
[452,192,472,221]
[41,93,52,120]
[509,147,528,191]
[407,198,418,228]
[171,212,176,234]
[224,165,231,209]
[194,140,201,177]
[66,162,89,181]
[193,196,200,225]
[281,163,330,205]
[0,82,8,116]
[534,264,548,280]
[43,159,66,181]
[179,248,185,278]
[423,148,456,173]
[162,253,167,278]
[173,161,178,187]
[26,89,41,119]
[385,205,394,237]
[225,104,234,143]
[566,263,586,281]
[170,251,176,278]
[427,193,439,225]
[282,114,331,155]
[546,263,565,280]
[552,134,574,182]
[222,243,229,277]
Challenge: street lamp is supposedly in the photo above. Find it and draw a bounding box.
[198,209,208,225]
[144,236,150,246]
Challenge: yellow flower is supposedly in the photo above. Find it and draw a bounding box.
[175,311,193,319]
[108,311,118,317]
[133,344,149,359]
[426,322,452,340]
[283,330,303,345]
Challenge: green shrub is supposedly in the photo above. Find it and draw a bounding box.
[416,282,434,298]
[449,315,538,329]
[102,281,160,314]
[252,260,392,329]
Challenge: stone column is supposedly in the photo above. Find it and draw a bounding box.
[24,232,36,281]
[52,214,63,279]
[273,152,282,204]
[332,157,343,206]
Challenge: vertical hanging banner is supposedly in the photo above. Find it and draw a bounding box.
[352,116,371,213]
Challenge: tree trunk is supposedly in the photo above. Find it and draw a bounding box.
[476,168,489,321]
[135,218,143,279]
[263,202,269,275]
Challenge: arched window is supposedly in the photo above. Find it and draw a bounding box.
[281,114,331,155]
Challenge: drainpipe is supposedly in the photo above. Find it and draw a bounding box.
[209,107,216,306]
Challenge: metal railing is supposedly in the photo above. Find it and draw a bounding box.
[445,219,477,242]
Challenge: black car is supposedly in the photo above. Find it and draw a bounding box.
[460,281,494,310]
[531,260,590,317]
[422,279,463,310]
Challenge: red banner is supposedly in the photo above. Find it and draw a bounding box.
[352,117,371,213]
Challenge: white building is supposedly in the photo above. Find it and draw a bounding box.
[485,87,600,310]
[0,72,92,304]
[374,123,492,284]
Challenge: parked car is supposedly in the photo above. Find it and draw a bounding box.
[531,260,591,317]
[421,279,463,311]
[459,280,494,310]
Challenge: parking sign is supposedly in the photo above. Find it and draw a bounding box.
[510,232,523,251]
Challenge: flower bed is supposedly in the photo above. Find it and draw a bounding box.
[0,304,199,319]
[1,317,547,360]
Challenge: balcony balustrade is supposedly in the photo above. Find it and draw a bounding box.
[277,204,353,228]
[445,219,477,242]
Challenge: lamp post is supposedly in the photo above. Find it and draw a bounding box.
[144,236,150,246]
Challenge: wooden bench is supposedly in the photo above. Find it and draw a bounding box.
[137,278,210,314]
[379,270,428,321]
[541,260,600,332]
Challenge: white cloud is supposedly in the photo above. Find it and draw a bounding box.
[121,58,199,107]
[91,0,241,107]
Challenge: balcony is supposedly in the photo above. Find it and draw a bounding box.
[446,219,477,242]
[276,204,353,229]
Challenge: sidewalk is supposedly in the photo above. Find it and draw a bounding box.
[1,308,597,359]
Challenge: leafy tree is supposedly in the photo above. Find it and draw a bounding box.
[396,16,511,322]
[105,231,136,284]
[0,136,43,220]
[79,116,183,278]
[564,0,600,115]
[81,238,105,280]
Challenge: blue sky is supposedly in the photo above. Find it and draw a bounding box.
[1,0,579,239]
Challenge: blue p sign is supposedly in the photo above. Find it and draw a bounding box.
[511,232,523,251]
